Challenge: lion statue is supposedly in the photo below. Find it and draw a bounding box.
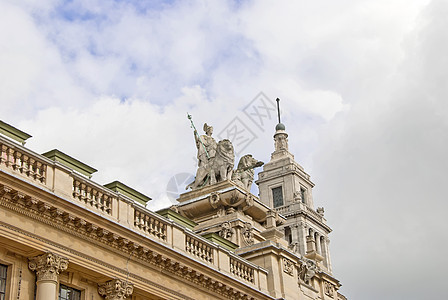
[232,154,264,191]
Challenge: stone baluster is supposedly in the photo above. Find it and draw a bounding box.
[98,279,133,300]
[28,252,69,300]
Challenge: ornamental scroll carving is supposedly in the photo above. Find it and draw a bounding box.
[219,221,235,239]
[283,258,294,276]
[28,252,69,282]
[241,222,254,245]
[297,258,317,284]
[98,279,133,300]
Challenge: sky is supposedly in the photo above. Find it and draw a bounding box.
[1,0,447,299]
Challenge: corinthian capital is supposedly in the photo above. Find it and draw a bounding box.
[28,252,69,282]
[98,279,133,300]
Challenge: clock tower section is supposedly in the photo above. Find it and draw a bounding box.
[256,121,333,273]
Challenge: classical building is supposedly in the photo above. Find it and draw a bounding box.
[0,118,346,300]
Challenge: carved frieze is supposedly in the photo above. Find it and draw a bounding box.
[98,279,133,300]
[28,252,69,282]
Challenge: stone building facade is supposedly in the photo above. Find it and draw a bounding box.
[0,120,346,300]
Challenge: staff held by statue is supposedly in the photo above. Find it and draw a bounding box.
[187,113,209,159]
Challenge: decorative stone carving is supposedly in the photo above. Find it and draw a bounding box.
[297,258,317,284]
[209,192,221,208]
[293,190,301,202]
[187,121,235,190]
[274,132,288,151]
[324,281,335,298]
[283,258,294,276]
[232,154,264,191]
[288,242,299,253]
[317,207,325,217]
[98,279,133,300]
[219,221,235,239]
[241,222,254,245]
[28,252,69,282]
[245,193,254,208]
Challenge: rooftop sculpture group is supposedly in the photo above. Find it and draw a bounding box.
[186,114,263,191]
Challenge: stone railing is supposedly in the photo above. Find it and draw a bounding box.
[134,208,168,242]
[185,234,214,263]
[305,206,323,221]
[275,203,323,222]
[72,177,113,216]
[0,141,47,184]
[274,204,291,215]
[230,257,255,284]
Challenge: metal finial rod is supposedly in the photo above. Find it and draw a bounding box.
[276,98,281,123]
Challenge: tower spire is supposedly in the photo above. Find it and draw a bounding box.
[276,98,281,124]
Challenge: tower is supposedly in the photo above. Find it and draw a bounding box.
[256,101,333,273]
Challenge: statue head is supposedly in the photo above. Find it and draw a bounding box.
[203,123,213,136]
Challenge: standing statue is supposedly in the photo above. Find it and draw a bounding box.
[232,154,264,191]
[186,114,235,190]
[195,123,217,168]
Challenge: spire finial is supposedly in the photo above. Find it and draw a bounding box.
[275,98,285,131]
[276,98,281,124]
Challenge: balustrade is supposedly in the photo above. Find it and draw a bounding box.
[230,258,255,284]
[134,209,168,242]
[185,235,214,263]
[0,143,47,184]
[72,179,113,215]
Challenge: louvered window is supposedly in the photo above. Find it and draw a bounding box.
[272,187,283,207]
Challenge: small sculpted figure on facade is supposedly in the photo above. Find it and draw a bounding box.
[241,222,254,245]
[232,154,264,191]
[219,221,234,239]
[317,207,325,217]
[298,258,317,284]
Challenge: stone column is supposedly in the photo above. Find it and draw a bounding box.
[297,223,307,255]
[29,252,69,300]
[98,279,134,300]
[315,233,321,255]
[324,238,333,273]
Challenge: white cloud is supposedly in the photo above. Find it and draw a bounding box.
[0,0,445,298]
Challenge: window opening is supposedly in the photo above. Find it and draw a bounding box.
[59,284,81,300]
[272,187,283,208]
[0,264,7,300]
[300,188,306,204]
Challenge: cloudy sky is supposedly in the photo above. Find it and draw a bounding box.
[1,0,447,298]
